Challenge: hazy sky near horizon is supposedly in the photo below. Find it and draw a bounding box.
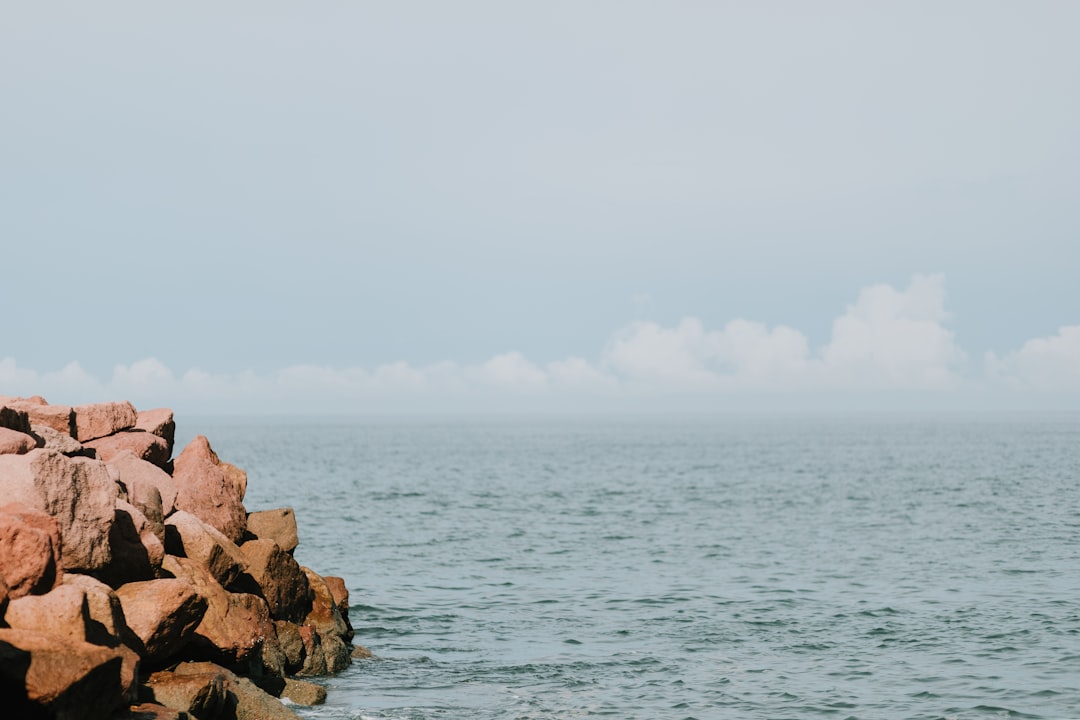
[2,2,1078,413]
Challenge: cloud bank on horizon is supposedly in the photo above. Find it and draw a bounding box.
[2,275,1077,414]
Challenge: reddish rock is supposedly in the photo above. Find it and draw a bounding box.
[295,625,326,676]
[4,584,91,642]
[86,431,170,469]
[280,676,326,706]
[301,567,349,641]
[0,502,62,598]
[0,450,118,573]
[109,450,177,519]
[72,401,138,442]
[135,408,176,454]
[272,621,305,675]
[105,500,166,586]
[172,436,247,543]
[31,424,92,457]
[245,508,299,554]
[164,511,248,591]
[238,539,311,623]
[114,703,193,719]
[0,404,32,434]
[63,574,131,646]
[172,662,302,720]
[0,427,39,455]
[323,575,353,638]
[11,402,74,435]
[142,669,229,720]
[0,627,128,720]
[115,578,208,666]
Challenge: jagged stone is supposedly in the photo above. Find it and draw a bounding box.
[171,662,302,720]
[238,539,311,623]
[301,567,349,640]
[86,431,170,469]
[114,703,193,719]
[135,408,176,456]
[115,578,207,666]
[4,584,91,642]
[73,401,138,442]
[0,404,32,433]
[245,508,298,554]
[142,669,229,720]
[0,627,129,720]
[0,502,62,598]
[280,677,326,705]
[164,511,248,591]
[109,450,177,520]
[172,436,247,543]
[273,621,306,675]
[104,500,166,586]
[31,423,92,456]
[12,401,74,435]
[0,450,117,573]
[323,576,354,640]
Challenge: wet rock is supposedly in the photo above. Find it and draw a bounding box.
[0,502,62,598]
[272,621,305,675]
[172,661,302,720]
[238,539,311,623]
[142,669,229,720]
[323,575,353,639]
[245,508,298,554]
[86,431,170,469]
[0,450,117,573]
[0,427,39,455]
[115,578,207,666]
[172,436,247,543]
[280,677,326,706]
[301,567,349,640]
[0,627,129,720]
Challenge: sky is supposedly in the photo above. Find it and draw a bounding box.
[2,2,1078,414]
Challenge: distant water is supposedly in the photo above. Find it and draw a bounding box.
[178,415,1080,720]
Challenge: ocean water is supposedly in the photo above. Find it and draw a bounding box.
[178,415,1080,720]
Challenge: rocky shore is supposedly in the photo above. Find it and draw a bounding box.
[0,396,365,719]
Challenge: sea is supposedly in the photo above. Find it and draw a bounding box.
[177,415,1080,720]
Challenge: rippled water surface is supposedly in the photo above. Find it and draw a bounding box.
[180,416,1080,720]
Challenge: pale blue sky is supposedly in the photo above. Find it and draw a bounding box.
[2,2,1078,412]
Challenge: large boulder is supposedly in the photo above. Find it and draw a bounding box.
[62,574,132,646]
[0,450,118,573]
[104,500,166,586]
[171,436,247,543]
[135,408,176,455]
[114,703,194,719]
[164,511,248,591]
[109,451,177,519]
[280,677,327,706]
[171,662,302,720]
[72,401,138,442]
[11,401,74,435]
[244,508,298,554]
[0,502,62,598]
[141,669,229,720]
[323,576,354,639]
[0,427,39,455]
[115,578,208,666]
[301,567,349,641]
[0,404,32,433]
[85,431,170,469]
[4,584,91,642]
[0,628,129,720]
[238,539,311,623]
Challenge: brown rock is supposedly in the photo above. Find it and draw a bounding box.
[172,436,247,543]
[0,404,32,433]
[0,502,62,598]
[5,584,91,642]
[238,539,311,623]
[86,431,170,469]
[295,625,326,676]
[135,408,176,455]
[12,402,74,435]
[109,450,177,519]
[164,511,248,591]
[73,401,138,442]
[114,703,193,719]
[171,662,301,720]
[31,423,93,457]
[272,621,305,675]
[62,574,131,646]
[0,627,128,720]
[351,644,373,659]
[323,575,353,638]
[301,567,350,641]
[0,427,39,455]
[105,500,166,585]
[161,555,271,671]
[245,508,298,554]
[143,669,229,720]
[280,677,326,706]
[0,450,118,573]
[115,578,208,666]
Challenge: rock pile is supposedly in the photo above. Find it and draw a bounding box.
[0,396,363,720]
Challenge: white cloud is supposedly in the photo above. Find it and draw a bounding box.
[986,325,1080,390]
[0,274,1075,413]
